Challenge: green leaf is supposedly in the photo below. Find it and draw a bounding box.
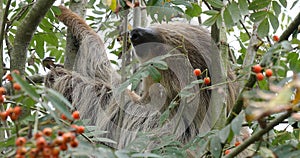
[249,0,271,10]
[151,61,168,70]
[272,1,281,16]
[228,2,241,23]
[159,109,170,126]
[206,0,224,9]
[257,18,270,38]
[44,88,73,120]
[11,74,40,100]
[210,135,222,158]
[268,13,279,33]
[223,7,234,28]
[147,0,159,6]
[91,137,117,144]
[35,37,45,59]
[249,11,268,22]
[231,112,245,135]
[131,153,162,158]
[219,125,231,143]
[185,3,202,17]
[147,65,161,82]
[238,0,249,15]
[203,14,219,26]
[171,0,192,7]
[202,10,219,15]
[279,0,287,8]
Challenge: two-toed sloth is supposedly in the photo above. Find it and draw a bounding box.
[45,6,238,149]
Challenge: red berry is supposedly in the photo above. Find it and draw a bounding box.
[72,111,80,120]
[61,114,67,120]
[0,95,5,103]
[13,83,21,91]
[0,111,7,121]
[43,127,53,136]
[42,147,52,157]
[235,141,241,146]
[29,148,38,158]
[0,87,6,95]
[36,137,46,149]
[10,112,19,121]
[57,130,64,136]
[15,137,27,146]
[34,131,43,140]
[62,132,74,143]
[252,64,262,73]
[16,146,27,155]
[52,147,60,156]
[13,106,22,116]
[225,149,231,155]
[193,69,201,76]
[76,126,85,134]
[70,139,79,148]
[5,74,13,81]
[256,72,264,81]
[204,77,211,85]
[273,35,279,42]
[265,69,273,77]
[60,143,68,151]
[54,136,64,146]
[6,107,13,116]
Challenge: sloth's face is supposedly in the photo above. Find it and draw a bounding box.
[130,27,167,63]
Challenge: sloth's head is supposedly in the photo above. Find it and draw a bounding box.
[130,27,169,63]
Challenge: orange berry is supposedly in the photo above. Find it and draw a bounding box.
[52,147,60,156]
[193,69,201,76]
[235,141,241,146]
[34,131,43,139]
[71,124,78,130]
[62,132,73,143]
[0,95,5,103]
[16,146,27,155]
[204,77,210,85]
[273,35,279,42]
[13,83,21,91]
[53,136,64,146]
[0,87,6,95]
[10,112,19,121]
[265,69,273,77]
[43,127,53,136]
[225,149,230,155]
[13,106,22,116]
[36,137,46,149]
[72,111,80,120]
[61,114,67,120]
[42,147,52,157]
[12,69,20,75]
[57,130,64,136]
[0,111,7,121]
[15,154,25,158]
[76,126,85,134]
[256,72,264,81]
[70,139,79,148]
[6,107,13,116]
[29,148,38,158]
[15,137,27,146]
[252,64,262,73]
[59,143,68,151]
[5,74,13,81]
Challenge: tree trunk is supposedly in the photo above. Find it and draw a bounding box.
[64,0,88,70]
[11,0,56,74]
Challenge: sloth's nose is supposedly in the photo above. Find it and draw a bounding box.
[130,28,145,45]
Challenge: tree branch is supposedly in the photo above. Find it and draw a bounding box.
[225,111,292,158]
[227,11,300,124]
[279,12,300,42]
[11,0,56,74]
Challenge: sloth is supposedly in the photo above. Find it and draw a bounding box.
[45,6,238,149]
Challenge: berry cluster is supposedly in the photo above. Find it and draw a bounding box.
[5,70,22,91]
[252,64,273,81]
[0,105,22,121]
[15,111,84,157]
[193,68,211,85]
